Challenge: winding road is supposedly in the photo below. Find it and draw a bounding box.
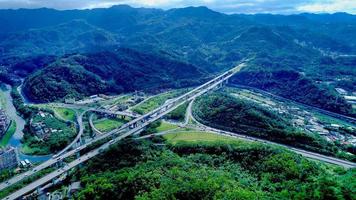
[2,61,355,199]
[186,98,356,168]
[1,62,246,200]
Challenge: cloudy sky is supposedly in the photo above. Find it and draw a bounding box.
[0,0,355,14]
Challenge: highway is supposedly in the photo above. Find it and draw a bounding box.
[54,111,85,156]
[135,97,356,169]
[1,62,247,200]
[186,99,356,168]
[92,109,141,118]
[4,59,354,199]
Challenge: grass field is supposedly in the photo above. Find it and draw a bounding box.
[21,144,48,155]
[0,121,16,147]
[163,131,243,145]
[155,122,179,132]
[32,104,78,121]
[93,118,126,132]
[132,89,189,114]
[52,107,76,121]
[166,102,189,122]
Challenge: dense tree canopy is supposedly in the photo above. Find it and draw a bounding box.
[74,139,356,200]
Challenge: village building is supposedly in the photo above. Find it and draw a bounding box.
[0,147,18,170]
[0,109,10,137]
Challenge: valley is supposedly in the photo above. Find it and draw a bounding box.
[0,4,355,200]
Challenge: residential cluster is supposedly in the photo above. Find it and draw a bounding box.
[30,111,63,140]
[335,87,356,105]
[0,109,10,138]
[273,104,355,146]
[235,89,356,146]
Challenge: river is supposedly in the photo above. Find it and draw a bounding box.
[1,85,51,163]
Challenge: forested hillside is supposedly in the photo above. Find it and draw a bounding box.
[0,5,355,114]
[23,48,206,102]
[74,139,355,200]
[230,68,353,116]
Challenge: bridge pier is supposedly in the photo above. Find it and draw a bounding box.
[56,159,67,168]
[36,186,42,195]
[131,122,138,129]
[78,137,84,146]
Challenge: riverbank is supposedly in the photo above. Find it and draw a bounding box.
[0,120,16,147]
[0,85,51,162]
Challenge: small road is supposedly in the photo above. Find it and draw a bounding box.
[88,113,103,135]
[228,84,356,124]
[54,110,85,156]
[2,62,247,200]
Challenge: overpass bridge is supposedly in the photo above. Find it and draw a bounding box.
[1,62,246,200]
[92,109,141,118]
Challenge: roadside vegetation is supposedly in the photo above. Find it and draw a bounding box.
[165,102,188,122]
[0,167,54,199]
[141,121,179,136]
[193,92,355,161]
[52,107,76,122]
[163,131,236,145]
[155,122,178,132]
[132,88,189,114]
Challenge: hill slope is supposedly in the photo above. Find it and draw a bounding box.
[193,92,338,155]
[23,48,206,102]
[1,6,355,114]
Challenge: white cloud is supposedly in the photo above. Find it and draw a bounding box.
[297,0,356,13]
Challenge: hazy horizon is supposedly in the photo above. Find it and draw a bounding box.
[0,0,355,14]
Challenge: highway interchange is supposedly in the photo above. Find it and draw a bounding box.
[1,61,245,200]
[1,61,356,199]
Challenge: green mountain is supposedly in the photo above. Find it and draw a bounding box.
[23,48,206,102]
[0,5,355,115]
